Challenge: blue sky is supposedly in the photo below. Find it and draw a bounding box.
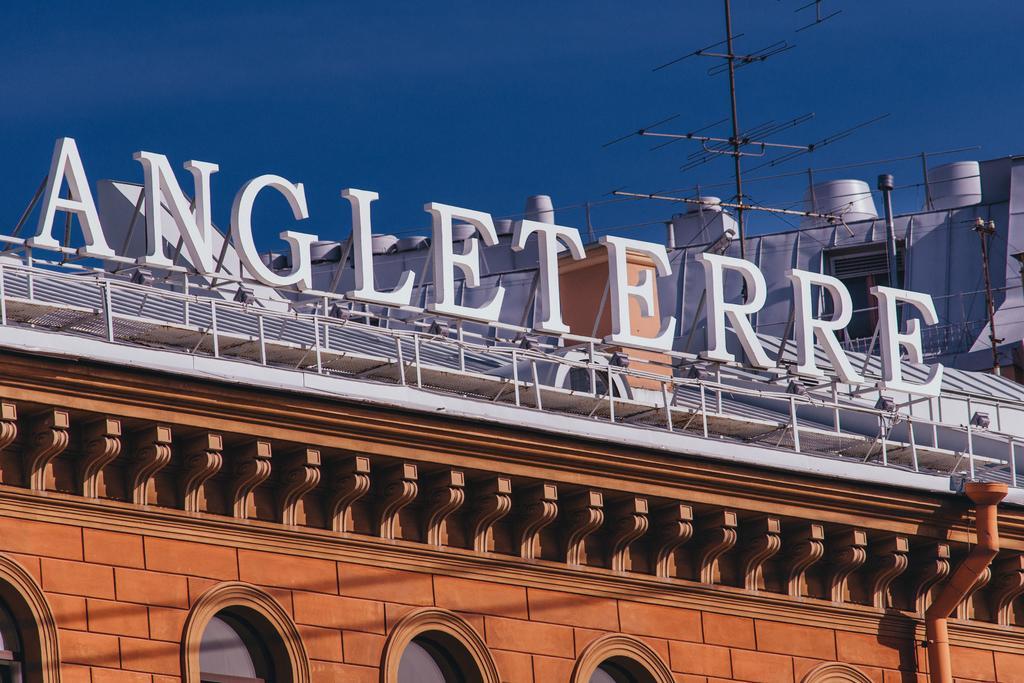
[1,1,1022,248]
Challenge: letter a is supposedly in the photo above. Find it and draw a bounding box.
[29,137,114,258]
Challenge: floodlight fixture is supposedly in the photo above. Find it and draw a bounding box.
[875,396,896,412]
[233,286,256,305]
[970,411,991,429]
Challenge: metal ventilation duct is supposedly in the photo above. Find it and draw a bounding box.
[802,179,878,227]
[395,236,429,252]
[309,241,342,263]
[451,223,477,242]
[670,197,737,248]
[495,219,515,236]
[926,161,982,210]
[371,235,399,255]
[524,195,555,224]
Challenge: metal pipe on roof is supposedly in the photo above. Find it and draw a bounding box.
[878,174,901,323]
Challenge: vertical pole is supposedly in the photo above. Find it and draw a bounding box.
[183,273,191,327]
[714,364,723,413]
[588,341,597,396]
[879,416,888,467]
[1009,437,1017,488]
[878,174,901,290]
[26,247,34,301]
[211,300,219,358]
[532,360,543,410]
[103,282,114,342]
[0,264,7,326]
[831,381,841,432]
[413,335,423,388]
[607,367,615,422]
[966,396,976,480]
[921,152,933,210]
[313,316,323,374]
[723,0,746,260]
[511,348,520,406]
[975,218,1001,375]
[699,384,709,438]
[662,381,674,432]
[457,321,466,372]
[790,396,801,453]
[908,417,919,472]
[395,336,406,386]
[966,420,976,480]
[257,315,266,365]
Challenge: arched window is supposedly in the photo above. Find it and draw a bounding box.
[182,582,310,683]
[587,657,661,683]
[382,609,500,683]
[571,635,673,683]
[0,554,60,683]
[398,637,465,683]
[590,659,635,683]
[199,613,272,683]
[799,662,873,683]
[0,601,22,683]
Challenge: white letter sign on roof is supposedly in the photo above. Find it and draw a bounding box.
[872,286,944,397]
[14,138,953,398]
[133,151,219,275]
[512,219,585,334]
[600,236,676,352]
[787,269,865,385]
[230,175,318,291]
[425,203,505,322]
[343,189,414,307]
[698,253,773,368]
[29,137,114,259]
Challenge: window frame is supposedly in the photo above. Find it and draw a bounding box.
[380,608,499,683]
[181,582,310,683]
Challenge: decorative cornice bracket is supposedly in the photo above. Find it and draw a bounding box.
[127,424,173,506]
[26,409,69,491]
[423,470,466,546]
[564,490,604,566]
[697,510,738,584]
[467,476,512,553]
[911,542,950,615]
[79,417,121,499]
[867,535,909,609]
[652,502,693,579]
[517,482,558,560]
[991,554,1024,627]
[279,449,321,526]
[0,403,17,452]
[229,440,272,520]
[741,516,782,591]
[955,565,992,620]
[827,528,867,603]
[181,433,224,513]
[327,455,371,533]
[377,462,418,540]
[608,497,649,573]
[785,522,824,598]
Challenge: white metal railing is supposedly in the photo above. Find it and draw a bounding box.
[0,258,1019,488]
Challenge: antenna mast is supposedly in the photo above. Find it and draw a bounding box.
[723,0,747,259]
[606,1,891,255]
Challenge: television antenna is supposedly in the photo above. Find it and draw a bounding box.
[795,0,842,32]
[605,0,886,260]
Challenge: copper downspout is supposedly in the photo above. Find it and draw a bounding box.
[924,482,1008,683]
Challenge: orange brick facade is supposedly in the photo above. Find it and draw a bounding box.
[0,352,1019,682]
[8,522,1024,682]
